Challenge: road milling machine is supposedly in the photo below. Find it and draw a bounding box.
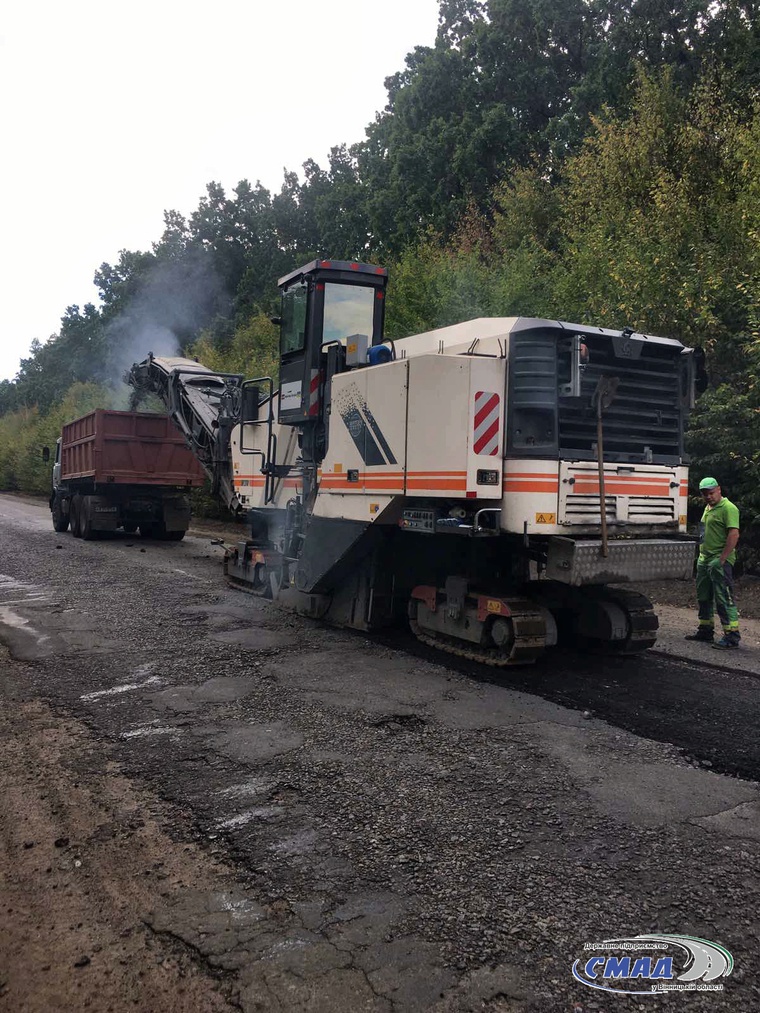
[128,259,703,664]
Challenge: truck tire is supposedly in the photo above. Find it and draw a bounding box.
[80,496,97,540]
[139,523,157,539]
[164,529,185,541]
[70,495,83,538]
[52,496,69,533]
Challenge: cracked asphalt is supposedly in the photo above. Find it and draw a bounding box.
[1,492,759,1012]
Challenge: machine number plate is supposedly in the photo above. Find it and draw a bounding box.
[401,508,436,532]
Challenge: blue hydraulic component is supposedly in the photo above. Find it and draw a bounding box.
[367,344,393,366]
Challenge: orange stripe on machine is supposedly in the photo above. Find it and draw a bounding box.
[504,471,559,479]
[407,479,467,491]
[320,481,404,490]
[407,471,467,477]
[503,481,559,493]
[234,477,301,489]
[573,482,670,496]
[570,474,677,485]
[319,470,469,492]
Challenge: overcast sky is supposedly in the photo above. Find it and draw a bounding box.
[0,0,441,381]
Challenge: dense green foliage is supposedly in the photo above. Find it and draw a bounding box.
[0,383,115,497]
[3,1,760,555]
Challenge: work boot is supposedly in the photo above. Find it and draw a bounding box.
[684,628,714,642]
[713,632,741,650]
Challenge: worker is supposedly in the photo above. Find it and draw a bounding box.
[685,477,741,650]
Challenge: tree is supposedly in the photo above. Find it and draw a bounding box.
[94,249,157,310]
[355,0,760,253]
[358,42,482,252]
[553,70,751,355]
[188,311,278,382]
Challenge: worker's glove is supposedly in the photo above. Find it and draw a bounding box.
[707,557,724,574]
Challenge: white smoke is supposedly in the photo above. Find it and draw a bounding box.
[107,251,229,398]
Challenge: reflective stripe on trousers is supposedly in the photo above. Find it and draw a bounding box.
[696,557,739,632]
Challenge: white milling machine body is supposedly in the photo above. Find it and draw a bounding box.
[129,260,701,664]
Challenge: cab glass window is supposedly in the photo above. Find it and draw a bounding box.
[323,283,375,345]
[281,282,308,355]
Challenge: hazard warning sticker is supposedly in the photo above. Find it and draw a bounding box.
[473,391,500,456]
[535,513,556,524]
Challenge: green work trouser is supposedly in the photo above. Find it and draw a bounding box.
[696,556,739,633]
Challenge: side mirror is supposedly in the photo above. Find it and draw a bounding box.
[241,385,260,423]
[42,446,50,463]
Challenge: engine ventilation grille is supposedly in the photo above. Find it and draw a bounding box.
[564,495,616,520]
[628,496,675,520]
[559,335,681,463]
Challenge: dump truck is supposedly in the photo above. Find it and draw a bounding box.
[46,409,206,540]
[128,259,704,663]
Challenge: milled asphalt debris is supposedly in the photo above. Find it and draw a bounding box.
[1,494,760,1011]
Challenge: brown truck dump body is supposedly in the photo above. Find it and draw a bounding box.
[60,410,206,487]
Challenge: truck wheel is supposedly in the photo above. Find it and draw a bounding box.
[70,495,83,538]
[123,522,137,534]
[164,530,185,541]
[139,524,157,539]
[52,497,69,533]
[80,496,97,540]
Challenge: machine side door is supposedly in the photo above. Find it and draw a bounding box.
[278,280,311,423]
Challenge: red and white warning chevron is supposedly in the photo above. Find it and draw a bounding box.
[308,370,321,417]
[473,390,500,455]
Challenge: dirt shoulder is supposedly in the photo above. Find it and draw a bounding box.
[632,574,760,620]
[0,681,238,1013]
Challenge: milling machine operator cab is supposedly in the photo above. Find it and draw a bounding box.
[276,260,389,438]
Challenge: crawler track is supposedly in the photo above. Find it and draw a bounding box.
[579,586,659,654]
[409,601,546,666]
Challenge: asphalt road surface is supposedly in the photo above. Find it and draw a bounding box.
[1,493,759,1012]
